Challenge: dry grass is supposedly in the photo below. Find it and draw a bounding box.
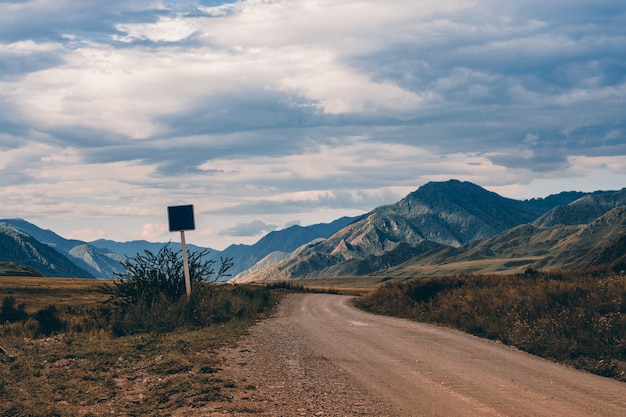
[297,276,395,295]
[0,276,112,314]
[0,276,279,416]
[1,324,251,416]
[386,257,545,278]
[355,268,626,381]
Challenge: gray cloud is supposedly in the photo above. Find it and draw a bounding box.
[206,190,388,217]
[0,50,63,80]
[0,1,163,43]
[0,0,624,248]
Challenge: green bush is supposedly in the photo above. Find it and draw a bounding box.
[112,244,233,308]
[1,298,72,337]
[110,282,271,335]
[109,244,275,335]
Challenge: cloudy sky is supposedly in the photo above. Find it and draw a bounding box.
[1,0,625,250]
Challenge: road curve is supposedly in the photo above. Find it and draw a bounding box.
[287,293,626,417]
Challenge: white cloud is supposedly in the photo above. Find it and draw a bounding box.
[135,223,170,241]
[114,15,199,43]
[276,55,427,114]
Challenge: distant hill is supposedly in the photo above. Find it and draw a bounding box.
[5,180,622,281]
[218,217,358,277]
[0,261,43,277]
[91,216,357,278]
[512,191,593,217]
[234,180,602,282]
[1,219,124,278]
[537,205,626,269]
[532,189,626,227]
[0,225,93,278]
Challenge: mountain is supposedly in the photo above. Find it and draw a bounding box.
[90,216,357,279]
[386,203,626,277]
[0,219,124,278]
[535,204,626,269]
[0,215,356,279]
[5,180,620,281]
[231,250,293,280]
[0,225,93,278]
[218,216,358,277]
[234,180,597,282]
[512,191,592,217]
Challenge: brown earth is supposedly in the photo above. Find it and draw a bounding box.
[181,293,626,416]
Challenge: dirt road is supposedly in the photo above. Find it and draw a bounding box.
[210,293,626,416]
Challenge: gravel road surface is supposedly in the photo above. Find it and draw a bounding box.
[202,293,626,416]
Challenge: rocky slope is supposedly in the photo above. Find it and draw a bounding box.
[388,205,626,276]
[0,225,93,278]
[235,180,589,282]
[1,219,123,278]
[0,261,43,277]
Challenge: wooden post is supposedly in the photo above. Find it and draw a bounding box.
[181,230,191,297]
[168,204,195,297]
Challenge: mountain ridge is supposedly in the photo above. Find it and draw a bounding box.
[3,180,623,280]
[1,219,124,278]
[0,224,94,278]
[384,204,626,277]
[0,216,358,279]
[217,216,358,277]
[235,180,622,282]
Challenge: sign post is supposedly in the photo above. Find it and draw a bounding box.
[167,204,195,297]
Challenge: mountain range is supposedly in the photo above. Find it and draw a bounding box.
[0,215,356,279]
[1,180,624,280]
[233,180,624,282]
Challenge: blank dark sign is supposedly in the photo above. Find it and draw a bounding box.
[168,205,195,231]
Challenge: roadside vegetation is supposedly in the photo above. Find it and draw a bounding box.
[0,246,279,416]
[355,267,626,382]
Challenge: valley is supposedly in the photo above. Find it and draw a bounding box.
[1,269,625,415]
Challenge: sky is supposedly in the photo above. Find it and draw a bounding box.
[1,0,625,250]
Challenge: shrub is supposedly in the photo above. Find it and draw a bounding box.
[406,276,465,303]
[34,305,64,336]
[109,244,253,335]
[112,244,233,308]
[1,296,28,323]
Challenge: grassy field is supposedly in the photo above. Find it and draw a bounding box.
[298,276,393,295]
[384,256,546,278]
[0,276,112,313]
[0,276,278,416]
[3,269,624,415]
